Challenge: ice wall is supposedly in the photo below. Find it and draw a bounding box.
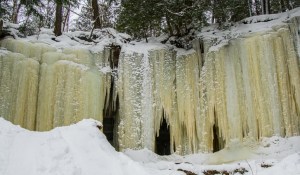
[0,39,112,131]
[0,16,299,155]
[116,17,300,154]
[0,51,39,130]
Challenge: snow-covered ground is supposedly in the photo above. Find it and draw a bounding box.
[0,117,299,175]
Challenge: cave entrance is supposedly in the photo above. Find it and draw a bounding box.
[103,94,119,147]
[155,118,171,155]
[103,116,114,145]
[213,124,220,152]
[103,45,121,148]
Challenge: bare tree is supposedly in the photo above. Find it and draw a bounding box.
[11,0,21,23]
[62,5,70,31]
[54,1,63,36]
[92,0,101,28]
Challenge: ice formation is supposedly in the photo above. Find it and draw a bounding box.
[0,15,299,155]
[117,16,300,154]
[0,39,112,131]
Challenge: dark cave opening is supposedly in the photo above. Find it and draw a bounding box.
[155,118,171,155]
[103,45,121,147]
[103,93,119,147]
[103,117,114,145]
[213,124,220,152]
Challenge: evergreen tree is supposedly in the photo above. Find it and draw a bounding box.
[117,0,162,40]
[0,0,12,21]
[117,0,208,40]
[75,2,93,31]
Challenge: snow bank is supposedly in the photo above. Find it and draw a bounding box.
[124,136,300,175]
[0,117,156,175]
[0,116,299,175]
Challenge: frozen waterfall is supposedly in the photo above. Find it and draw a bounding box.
[0,16,299,155]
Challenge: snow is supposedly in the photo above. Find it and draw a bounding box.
[0,117,299,175]
[199,7,300,52]
[0,118,156,175]
[23,27,131,53]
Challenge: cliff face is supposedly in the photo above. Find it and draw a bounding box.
[0,16,299,154]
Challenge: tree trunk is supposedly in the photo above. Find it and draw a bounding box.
[266,0,270,14]
[261,0,265,14]
[165,14,173,36]
[12,1,21,24]
[45,0,52,28]
[248,0,252,16]
[0,19,3,32]
[63,6,70,32]
[285,0,291,9]
[255,0,260,15]
[54,2,63,36]
[280,0,285,12]
[92,0,101,29]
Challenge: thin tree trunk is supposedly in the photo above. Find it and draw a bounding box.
[92,0,101,29]
[255,0,260,15]
[280,0,285,12]
[248,0,252,16]
[54,2,63,36]
[12,1,21,23]
[0,19,3,32]
[285,0,291,9]
[266,0,270,14]
[63,6,70,32]
[165,14,173,36]
[261,0,265,14]
[45,0,51,28]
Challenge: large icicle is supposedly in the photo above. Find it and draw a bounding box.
[36,52,107,131]
[117,51,146,150]
[0,51,39,130]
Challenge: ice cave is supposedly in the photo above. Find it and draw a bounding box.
[0,15,299,155]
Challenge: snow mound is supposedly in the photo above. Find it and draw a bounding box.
[124,136,300,175]
[0,118,151,175]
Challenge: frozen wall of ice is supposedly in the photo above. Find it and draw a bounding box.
[0,16,299,155]
[116,17,300,154]
[0,39,112,131]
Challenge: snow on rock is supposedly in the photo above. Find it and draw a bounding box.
[0,117,160,175]
[199,7,300,52]
[24,27,130,51]
[259,153,300,175]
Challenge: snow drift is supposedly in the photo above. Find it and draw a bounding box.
[0,118,153,175]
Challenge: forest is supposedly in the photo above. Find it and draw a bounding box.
[1,0,299,41]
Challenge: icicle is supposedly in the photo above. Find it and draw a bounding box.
[0,52,39,130]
